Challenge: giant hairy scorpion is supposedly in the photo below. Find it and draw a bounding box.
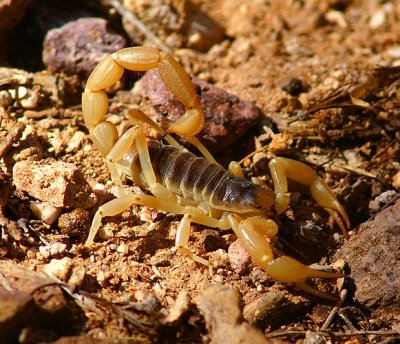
[82,46,350,300]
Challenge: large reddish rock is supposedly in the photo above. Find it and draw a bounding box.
[141,69,263,153]
[43,18,127,77]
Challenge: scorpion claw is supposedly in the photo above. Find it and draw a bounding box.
[295,280,341,301]
[265,256,344,301]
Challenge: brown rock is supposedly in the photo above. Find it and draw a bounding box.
[335,199,400,320]
[43,18,127,77]
[0,260,77,342]
[0,288,35,343]
[243,291,309,329]
[198,285,272,344]
[58,208,91,238]
[141,69,263,153]
[13,159,97,209]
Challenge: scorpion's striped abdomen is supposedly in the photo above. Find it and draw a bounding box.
[147,140,275,213]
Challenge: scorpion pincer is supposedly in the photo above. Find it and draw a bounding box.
[82,46,350,300]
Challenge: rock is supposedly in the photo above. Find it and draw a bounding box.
[198,285,272,344]
[0,288,35,343]
[141,69,263,153]
[39,243,67,259]
[334,199,400,320]
[0,260,76,341]
[43,18,127,77]
[280,77,308,96]
[228,239,253,274]
[162,291,190,324]
[392,171,400,190]
[58,209,91,238]
[29,201,61,224]
[13,159,97,209]
[243,290,309,329]
[116,243,129,255]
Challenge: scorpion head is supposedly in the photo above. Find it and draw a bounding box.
[224,181,275,214]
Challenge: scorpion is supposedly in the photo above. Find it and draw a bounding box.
[82,46,350,300]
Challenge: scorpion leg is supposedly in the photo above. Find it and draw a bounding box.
[269,157,350,237]
[126,108,220,166]
[126,108,185,151]
[86,193,230,254]
[176,213,210,266]
[228,214,343,300]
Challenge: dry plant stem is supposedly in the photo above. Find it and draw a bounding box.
[338,311,358,331]
[17,219,50,246]
[108,0,173,54]
[0,108,25,158]
[320,289,348,330]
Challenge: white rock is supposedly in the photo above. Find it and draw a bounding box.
[29,201,61,224]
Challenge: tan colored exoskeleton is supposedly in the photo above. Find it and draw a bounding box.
[82,46,350,300]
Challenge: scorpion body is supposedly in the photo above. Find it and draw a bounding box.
[122,140,275,214]
[82,46,350,300]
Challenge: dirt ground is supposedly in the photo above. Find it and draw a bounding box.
[0,0,399,343]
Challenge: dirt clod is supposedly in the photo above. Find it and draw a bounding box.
[13,159,97,209]
[198,285,271,344]
[58,209,91,238]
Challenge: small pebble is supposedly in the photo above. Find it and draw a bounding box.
[29,201,61,224]
[117,243,129,254]
[392,171,400,190]
[163,291,190,324]
[44,257,73,281]
[369,10,386,30]
[96,270,108,286]
[0,90,13,107]
[228,239,252,274]
[66,131,86,153]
